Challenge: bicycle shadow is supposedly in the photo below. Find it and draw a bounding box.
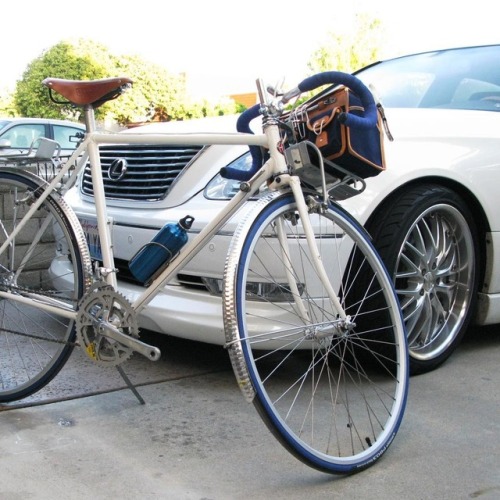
[3,324,498,410]
[1,330,233,410]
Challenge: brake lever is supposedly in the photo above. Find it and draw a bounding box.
[266,76,287,98]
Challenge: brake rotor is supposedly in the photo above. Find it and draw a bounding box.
[76,282,139,366]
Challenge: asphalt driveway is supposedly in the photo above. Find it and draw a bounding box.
[0,326,498,499]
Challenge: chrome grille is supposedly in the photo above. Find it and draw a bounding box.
[81,144,204,201]
[176,273,208,291]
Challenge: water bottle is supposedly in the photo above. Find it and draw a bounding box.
[129,215,194,284]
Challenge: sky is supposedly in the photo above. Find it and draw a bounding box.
[2,0,499,99]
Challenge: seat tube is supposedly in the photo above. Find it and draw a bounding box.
[84,105,117,288]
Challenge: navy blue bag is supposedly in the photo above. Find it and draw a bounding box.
[293,85,386,179]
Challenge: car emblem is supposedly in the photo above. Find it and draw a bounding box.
[108,158,128,181]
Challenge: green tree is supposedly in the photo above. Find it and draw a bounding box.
[106,53,189,124]
[14,38,240,125]
[0,87,17,117]
[307,13,385,75]
[112,56,239,123]
[15,40,113,121]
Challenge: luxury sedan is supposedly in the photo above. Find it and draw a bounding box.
[62,44,500,374]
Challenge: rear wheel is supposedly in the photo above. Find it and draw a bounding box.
[367,185,479,374]
[0,169,90,402]
[224,193,408,474]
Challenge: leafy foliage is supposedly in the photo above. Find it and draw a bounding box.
[15,40,111,121]
[14,39,239,125]
[307,13,384,74]
[0,88,17,117]
[11,17,384,126]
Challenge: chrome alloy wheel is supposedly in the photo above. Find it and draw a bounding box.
[394,204,475,362]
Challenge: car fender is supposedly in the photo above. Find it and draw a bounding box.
[341,108,500,232]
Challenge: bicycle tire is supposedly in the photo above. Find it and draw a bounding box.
[0,169,91,402]
[223,192,409,474]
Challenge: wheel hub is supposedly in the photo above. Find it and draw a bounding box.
[423,270,436,292]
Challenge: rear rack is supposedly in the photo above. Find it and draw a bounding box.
[0,137,74,183]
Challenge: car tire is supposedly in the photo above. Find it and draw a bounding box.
[367,184,479,375]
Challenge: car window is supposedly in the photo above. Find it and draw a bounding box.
[0,124,45,148]
[451,78,500,104]
[53,125,84,149]
[356,45,500,111]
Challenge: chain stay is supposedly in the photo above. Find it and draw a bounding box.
[0,283,79,346]
[0,326,79,346]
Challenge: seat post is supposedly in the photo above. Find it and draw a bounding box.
[83,104,97,134]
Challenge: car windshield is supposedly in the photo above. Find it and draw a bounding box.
[356,45,500,111]
[0,120,11,132]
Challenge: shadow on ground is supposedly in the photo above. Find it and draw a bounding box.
[2,331,233,410]
[3,323,499,410]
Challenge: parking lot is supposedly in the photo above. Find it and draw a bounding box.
[0,325,498,500]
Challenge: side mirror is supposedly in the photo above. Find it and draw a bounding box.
[0,139,12,149]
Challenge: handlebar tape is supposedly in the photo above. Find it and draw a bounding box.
[297,71,377,129]
[219,72,377,181]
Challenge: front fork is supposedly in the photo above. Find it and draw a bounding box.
[284,175,348,322]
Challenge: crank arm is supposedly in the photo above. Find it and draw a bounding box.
[94,319,161,361]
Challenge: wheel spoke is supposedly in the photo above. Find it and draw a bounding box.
[0,171,85,402]
[224,194,408,474]
[391,201,475,363]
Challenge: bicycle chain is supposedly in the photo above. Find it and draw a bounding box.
[0,326,79,346]
[0,282,79,346]
[0,282,79,303]
[0,281,139,364]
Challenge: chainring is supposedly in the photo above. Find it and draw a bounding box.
[76,281,139,366]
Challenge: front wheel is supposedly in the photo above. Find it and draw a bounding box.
[223,193,408,474]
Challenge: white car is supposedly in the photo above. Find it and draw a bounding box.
[63,44,500,374]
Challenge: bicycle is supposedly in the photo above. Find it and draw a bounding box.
[0,71,408,474]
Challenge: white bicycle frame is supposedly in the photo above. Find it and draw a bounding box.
[0,83,347,333]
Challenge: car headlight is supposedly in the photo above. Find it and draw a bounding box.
[204,152,267,200]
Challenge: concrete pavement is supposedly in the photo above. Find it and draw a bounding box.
[0,328,499,499]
